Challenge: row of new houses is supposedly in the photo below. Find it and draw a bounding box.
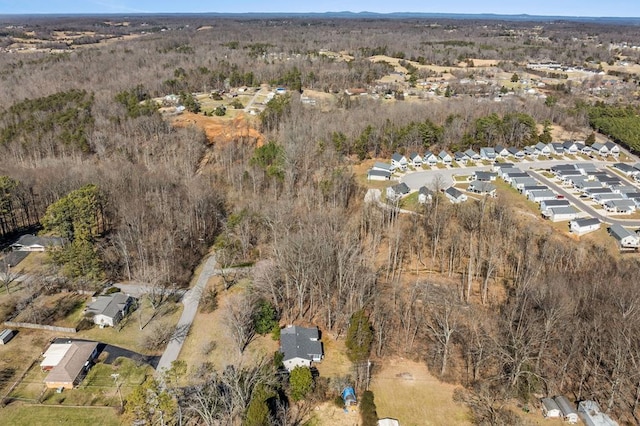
[368,141,621,181]
[551,163,640,214]
[492,163,582,222]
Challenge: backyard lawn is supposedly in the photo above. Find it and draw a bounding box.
[1,404,122,426]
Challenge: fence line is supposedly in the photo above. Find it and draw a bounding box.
[3,321,76,333]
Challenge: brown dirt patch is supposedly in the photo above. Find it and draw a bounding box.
[312,401,361,426]
[171,112,265,147]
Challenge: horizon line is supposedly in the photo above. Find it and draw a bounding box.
[0,11,638,19]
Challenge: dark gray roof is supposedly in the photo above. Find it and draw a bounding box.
[475,171,497,181]
[522,185,548,192]
[605,199,636,208]
[553,396,577,416]
[368,170,391,178]
[419,186,433,196]
[505,172,530,179]
[373,162,392,171]
[391,153,406,163]
[609,224,635,241]
[529,189,556,198]
[605,141,618,150]
[542,397,560,412]
[280,325,322,361]
[557,169,583,177]
[507,147,523,155]
[0,329,14,341]
[541,199,570,208]
[551,164,577,172]
[12,234,64,249]
[548,206,577,215]
[586,187,613,195]
[496,162,514,168]
[445,187,464,198]
[391,182,410,195]
[86,293,134,320]
[439,150,451,160]
[575,163,598,172]
[469,182,496,193]
[614,163,637,173]
[573,218,600,227]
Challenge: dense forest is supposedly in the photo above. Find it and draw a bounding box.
[2,15,640,425]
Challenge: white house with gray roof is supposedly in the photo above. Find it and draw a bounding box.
[85,293,136,327]
[609,225,640,249]
[280,325,323,371]
[391,153,408,171]
[544,206,578,222]
[570,218,600,236]
[11,234,64,252]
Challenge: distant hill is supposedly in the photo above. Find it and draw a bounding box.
[1,11,639,25]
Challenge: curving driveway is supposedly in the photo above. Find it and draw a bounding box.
[155,254,218,375]
[401,159,640,227]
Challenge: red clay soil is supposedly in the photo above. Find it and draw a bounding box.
[171,112,265,147]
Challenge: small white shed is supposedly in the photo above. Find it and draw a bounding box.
[541,397,561,418]
[554,395,578,424]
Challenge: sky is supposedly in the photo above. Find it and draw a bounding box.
[0,0,639,17]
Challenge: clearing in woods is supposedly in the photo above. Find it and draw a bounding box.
[171,112,264,146]
[369,358,471,426]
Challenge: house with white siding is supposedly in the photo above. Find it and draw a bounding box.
[391,153,408,171]
[570,218,600,236]
[609,224,640,248]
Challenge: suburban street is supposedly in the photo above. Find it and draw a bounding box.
[155,254,218,375]
[400,158,640,227]
[400,159,614,189]
[529,171,640,227]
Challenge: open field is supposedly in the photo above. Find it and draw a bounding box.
[178,277,279,376]
[0,329,57,395]
[370,358,471,426]
[1,404,122,426]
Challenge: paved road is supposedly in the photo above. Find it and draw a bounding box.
[529,171,640,227]
[155,254,218,375]
[400,158,640,227]
[244,86,269,112]
[401,159,614,190]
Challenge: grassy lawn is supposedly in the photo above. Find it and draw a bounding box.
[314,332,352,379]
[454,176,470,182]
[76,298,183,355]
[178,277,278,377]
[10,252,51,275]
[370,358,471,426]
[493,181,542,218]
[1,404,122,426]
[400,192,420,212]
[8,358,47,402]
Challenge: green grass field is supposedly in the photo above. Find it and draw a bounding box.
[1,405,122,426]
